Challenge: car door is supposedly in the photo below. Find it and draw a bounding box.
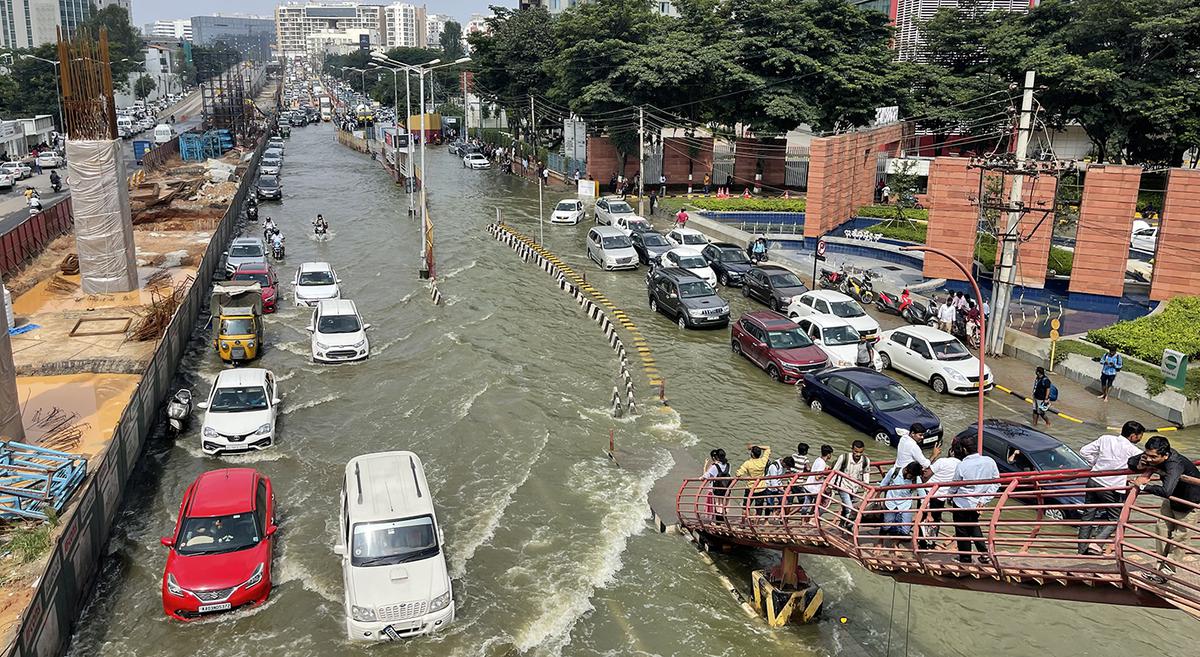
[747,270,767,303]
[845,382,877,432]
[907,336,935,382]
[587,231,599,262]
[630,233,645,261]
[793,294,815,318]
[701,245,719,273]
[743,322,768,368]
[822,375,855,421]
[882,332,911,373]
[595,199,609,224]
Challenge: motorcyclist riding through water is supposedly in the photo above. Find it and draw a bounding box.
[49,170,61,192]
[313,213,328,236]
[270,230,285,258]
[263,217,277,240]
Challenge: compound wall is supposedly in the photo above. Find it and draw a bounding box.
[733,138,787,191]
[922,157,978,281]
[1151,167,1200,301]
[586,136,640,186]
[805,123,906,238]
[1012,174,1058,289]
[1069,165,1142,297]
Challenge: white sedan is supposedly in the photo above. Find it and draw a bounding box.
[551,199,585,225]
[0,162,31,180]
[463,153,490,169]
[657,247,716,286]
[787,289,881,341]
[0,172,14,191]
[665,227,709,248]
[1130,220,1157,254]
[35,152,63,168]
[197,368,280,456]
[877,325,993,395]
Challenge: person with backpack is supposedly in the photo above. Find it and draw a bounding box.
[831,441,872,523]
[1032,367,1055,426]
[736,443,772,516]
[702,449,732,520]
[1098,346,1123,401]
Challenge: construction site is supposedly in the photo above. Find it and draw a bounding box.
[0,28,277,655]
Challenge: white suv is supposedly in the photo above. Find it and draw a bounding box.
[294,262,341,306]
[594,196,635,226]
[197,368,280,456]
[336,451,454,641]
[310,299,371,363]
[787,290,881,341]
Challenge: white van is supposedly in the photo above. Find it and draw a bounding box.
[586,225,639,271]
[116,115,134,139]
[336,452,454,641]
[153,123,176,145]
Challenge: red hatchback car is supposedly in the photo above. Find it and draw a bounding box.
[161,468,276,620]
[731,310,829,383]
[231,263,279,313]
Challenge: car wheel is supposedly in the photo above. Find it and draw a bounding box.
[649,297,658,313]
[767,365,781,381]
[677,315,688,330]
[860,290,875,305]
[879,352,892,370]
[809,399,822,413]
[874,431,891,444]
[931,375,948,395]
[731,340,742,355]
[741,285,751,298]
[1044,508,1066,521]
[719,273,729,286]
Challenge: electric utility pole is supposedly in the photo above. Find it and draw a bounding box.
[461,71,469,138]
[531,95,543,244]
[984,70,1037,356]
[638,106,646,216]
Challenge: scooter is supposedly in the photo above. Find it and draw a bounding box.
[246,201,258,222]
[876,291,938,327]
[271,239,285,260]
[843,270,876,305]
[50,175,62,193]
[819,267,848,291]
[166,389,192,437]
[951,314,982,349]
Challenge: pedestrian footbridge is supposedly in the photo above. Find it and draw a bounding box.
[676,464,1200,618]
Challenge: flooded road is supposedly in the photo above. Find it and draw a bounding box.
[68,124,1198,657]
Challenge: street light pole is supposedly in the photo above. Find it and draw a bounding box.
[21,55,64,139]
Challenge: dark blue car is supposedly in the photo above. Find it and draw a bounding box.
[701,242,754,287]
[954,420,1090,520]
[800,367,942,447]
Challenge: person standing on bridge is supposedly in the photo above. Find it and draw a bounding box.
[831,440,871,524]
[1128,436,1200,584]
[1077,421,1144,555]
[702,449,732,520]
[736,443,772,516]
[949,440,1000,564]
[883,423,939,486]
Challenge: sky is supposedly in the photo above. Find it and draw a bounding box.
[134,0,514,27]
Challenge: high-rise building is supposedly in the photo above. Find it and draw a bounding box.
[0,0,98,48]
[522,0,677,15]
[382,3,425,49]
[855,0,1034,61]
[464,13,489,37]
[192,15,275,62]
[275,2,384,57]
[145,19,192,41]
[426,12,453,49]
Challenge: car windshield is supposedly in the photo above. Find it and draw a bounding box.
[769,272,803,288]
[641,233,670,247]
[829,300,866,318]
[175,513,261,556]
[555,201,577,212]
[258,177,278,188]
[1028,445,1090,471]
[766,328,813,349]
[262,158,281,166]
[868,383,918,412]
[230,244,263,258]
[930,339,972,361]
[220,318,255,335]
[718,248,750,264]
[318,314,360,334]
[233,272,270,287]
[677,255,708,268]
[678,281,716,298]
[209,385,269,413]
[602,236,632,249]
[608,200,633,214]
[680,233,706,245]
[298,271,335,286]
[822,325,861,346]
[351,515,440,567]
[627,220,650,232]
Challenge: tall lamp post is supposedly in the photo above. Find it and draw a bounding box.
[20,54,64,138]
[901,245,987,455]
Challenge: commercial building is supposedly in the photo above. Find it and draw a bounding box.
[275,2,384,57]
[521,0,677,15]
[464,13,489,37]
[191,15,276,62]
[382,3,425,49]
[855,0,1035,61]
[0,0,95,48]
[114,41,180,107]
[145,19,193,41]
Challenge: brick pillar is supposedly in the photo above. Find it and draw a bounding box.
[1069,164,1142,297]
[1151,168,1200,301]
[1013,175,1059,289]
[922,157,978,281]
[804,138,836,238]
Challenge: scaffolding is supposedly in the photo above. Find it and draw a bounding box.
[197,50,255,146]
[56,26,117,140]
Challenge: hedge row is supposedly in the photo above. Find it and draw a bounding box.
[857,204,930,221]
[689,197,807,212]
[1087,296,1200,363]
[1053,339,1200,400]
[863,222,1074,275]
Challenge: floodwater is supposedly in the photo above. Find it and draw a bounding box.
[67,123,1198,657]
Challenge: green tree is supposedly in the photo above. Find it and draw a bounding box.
[0,44,61,121]
[439,21,465,61]
[467,7,555,137]
[134,74,156,100]
[77,4,145,91]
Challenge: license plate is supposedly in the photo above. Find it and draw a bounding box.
[198,603,231,613]
[232,348,245,360]
[382,626,403,641]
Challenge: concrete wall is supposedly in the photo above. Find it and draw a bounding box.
[661,136,711,189]
[922,157,978,281]
[1069,164,1142,297]
[1012,175,1058,289]
[804,123,905,238]
[733,138,786,191]
[1150,168,1200,301]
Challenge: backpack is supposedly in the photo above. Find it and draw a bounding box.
[711,462,731,493]
[1048,382,1059,402]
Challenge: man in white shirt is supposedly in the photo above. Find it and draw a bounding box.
[831,440,871,522]
[926,448,963,540]
[886,423,939,485]
[950,441,1001,564]
[937,297,956,334]
[805,445,834,510]
[1077,421,1144,554]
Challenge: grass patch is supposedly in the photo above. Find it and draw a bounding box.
[1052,339,1200,400]
[1087,297,1200,363]
[681,197,807,212]
[858,204,929,221]
[4,521,54,565]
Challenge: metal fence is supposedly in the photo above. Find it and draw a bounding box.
[785,146,810,190]
[0,199,75,278]
[141,135,180,172]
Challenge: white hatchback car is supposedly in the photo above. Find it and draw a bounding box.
[877,325,993,395]
[550,199,585,225]
[658,247,716,286]
[614,215,651,236]
[787,290,881,341]
[794,315,881,369]
[310,299,371,363]
[294,262,341,307]
[1129,220,1158,254]
[665,227,709,248]
[0,162,31,180]
[594,196,636,226]
[35,152,63,168]
[197,368,280,456]
[462,153,490,169]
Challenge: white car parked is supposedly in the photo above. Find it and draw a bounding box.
[1130,220,1158,254]
[664,227,709,248]
[613,215,651,236]
[787,290,881,341]
[877,325,993,395]
[294,262,341,306]
[197,368,280,456]
[35,152,63,168]
[0,162,31,180]
[550,199,585,225]
[336,451,455,640]
[593,196,636,226]
[657,247,716,286]
[794,314,881,369]
[462,153,490,169]
[310,299,371,363]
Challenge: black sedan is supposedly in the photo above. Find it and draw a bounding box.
[801,367,942,447]
[742,265,809,312]
[631,231,672,265]
[954,420,1090,520]
[256,174,282,200]
[702,242,754,287]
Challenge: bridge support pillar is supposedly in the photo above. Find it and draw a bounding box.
[751,549,822,627]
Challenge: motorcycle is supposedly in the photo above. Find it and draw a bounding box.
[746,240,770,264]
[246,201,258,222]
[819,267,848,291]
[843,270,876,305]
[50,174,62,193]
[314,223,328,240]
[166,389,193,437]
[271,240,285,260]
[951,314,982,349]
[876,291,938,327]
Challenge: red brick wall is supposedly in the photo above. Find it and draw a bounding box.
[1012,174,1058,289]
[1069,165,1141,297]
[1151,167,1200,301]
[662,137,712,188]
[804,123,905,238]
[733,138,787,190]
[922,157,978,281]
[586,136,640,185]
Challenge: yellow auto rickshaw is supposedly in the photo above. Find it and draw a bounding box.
[211,282,263,364]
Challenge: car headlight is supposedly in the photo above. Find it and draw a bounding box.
[430,589,452,612]
[947,369,968,382]
[352,339,366,348]
[315,341,330,350]
[220,341,229,349]
[247,341,255,349]
[203,426,217,438]
[351,605,377,622]
[167,573,185,597]
[241,563,264,589]
[719,305,730,314]
[688,309,706,317]
[780,362,800,371]
[779,296,793,304]
[254,423,271,436]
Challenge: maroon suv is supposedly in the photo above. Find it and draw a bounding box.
[731,311,829,383]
